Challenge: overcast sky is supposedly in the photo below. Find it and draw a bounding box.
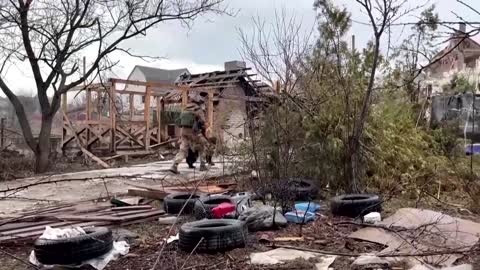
[3,0,480,96]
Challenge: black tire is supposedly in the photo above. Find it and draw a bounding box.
[34,227,113,265]
[179,219,247,253]
[289,178,319,200]
[193,195,235,220]
[164,192,202,214]
[330,194,382,218]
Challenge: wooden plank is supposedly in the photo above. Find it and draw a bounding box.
[127,189,167,200]
[120,209,165,223]
[116,126,145,147]
[111,78,188,90]
[0,221,109,242]
[208,89,214,130]
[148,138,177,149]
[110,81,117,153]
[0,221,80,236]
[86,89,92,148]
[156,96,161,143]
[129,93,134,120]
[111,205,152,211]
[35,215,123,222]
[63,112,110,168]
[86,127,110,147]
[144,85,151,150]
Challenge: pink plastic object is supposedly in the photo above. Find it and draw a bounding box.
[211,202,236,218]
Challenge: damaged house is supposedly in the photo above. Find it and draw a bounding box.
[61,61,273,154]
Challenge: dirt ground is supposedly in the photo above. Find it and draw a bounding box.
[0,147,176,181]
[1,195,479,270]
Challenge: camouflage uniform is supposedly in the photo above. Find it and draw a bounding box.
[169,101,208,173]
[204,136,217,165]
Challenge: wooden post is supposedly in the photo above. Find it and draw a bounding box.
[275,80,281,94]
[156,96,161,143]
[61,92,68,150]
[208,89,214,135]
[62,92,67,113]
[144,85,151,150]
[129,94,134,120]
[182,88,188,110]
[86,89,92,149]
[0,118,5,148]
[110,81,117,153]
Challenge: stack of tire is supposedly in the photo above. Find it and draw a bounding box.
[164,192,247,253]
[163,192,203,214]
[34,227,113,265]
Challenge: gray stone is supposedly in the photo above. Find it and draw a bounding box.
[111,228,138,244]
[158,216,178,225]
[352,255,390,270]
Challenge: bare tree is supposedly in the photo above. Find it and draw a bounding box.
[238,8,314,94]
[0,0,227,172]
[346,0,419,192]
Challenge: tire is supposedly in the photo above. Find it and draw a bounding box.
[330,194,382,218]
[34,227,113,265]
[164,192,202,214]
[179,219,247,253]
[193,195,235,220]
[289,178,319,200]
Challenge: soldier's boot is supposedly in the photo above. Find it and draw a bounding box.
[207,155,215,166]
[169,163,179,174]
[199,162,207,171]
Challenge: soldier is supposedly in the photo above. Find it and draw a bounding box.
[169,96,208,174]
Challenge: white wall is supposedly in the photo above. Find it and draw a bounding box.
[216,86,247,148]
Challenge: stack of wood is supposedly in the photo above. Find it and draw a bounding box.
[127,181,237,199]
[0,201,164,243]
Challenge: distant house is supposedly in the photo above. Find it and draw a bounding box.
[121,61,273,147]
[425,23,480,95]
[122,66,190,111]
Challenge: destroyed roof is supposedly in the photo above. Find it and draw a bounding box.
[159,68,275,103]
[129,65,190,83]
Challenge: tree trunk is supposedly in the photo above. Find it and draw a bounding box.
[345,37,381,193]
[34,115,54,173]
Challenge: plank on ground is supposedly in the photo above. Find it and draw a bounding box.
[127,189,167,200]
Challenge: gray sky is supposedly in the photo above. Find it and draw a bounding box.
[3,0,480,96]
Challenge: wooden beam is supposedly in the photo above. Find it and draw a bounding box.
[156,97,161,143]
[127,189,167,200]
[86,90,92,149]
[111,78,188,90]
[208,89,214,132]
[129,94,134,120]
[144,85,151,150]
[110,82,116,153]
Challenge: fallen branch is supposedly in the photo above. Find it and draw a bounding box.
[273,244,474,258]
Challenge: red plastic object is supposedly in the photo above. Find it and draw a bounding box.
[211,202,236,218]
